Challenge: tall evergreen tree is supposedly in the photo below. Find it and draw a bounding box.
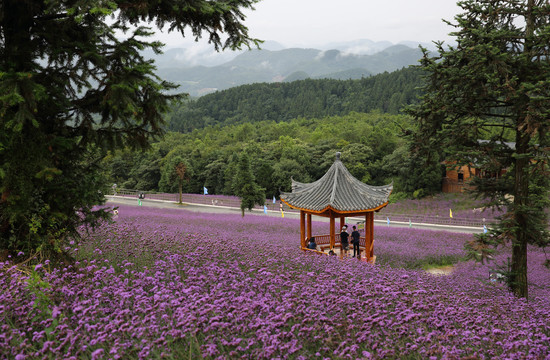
[406,0,550,298]
[160,155,191,204]
[0,0,259,259]
[232,153,265,216]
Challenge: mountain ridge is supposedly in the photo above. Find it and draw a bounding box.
[153,43,425,96]
[166,66,424,133]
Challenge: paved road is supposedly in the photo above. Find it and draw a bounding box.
[106,196,484,234]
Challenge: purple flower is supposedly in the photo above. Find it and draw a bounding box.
[91,348,104,360]
[51,306,61,319]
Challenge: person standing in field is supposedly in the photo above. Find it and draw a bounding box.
[351,225,361,258]
[340,225,349,256]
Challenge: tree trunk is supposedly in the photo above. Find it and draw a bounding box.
[178,181,183,204]
[3,1,34,70]
[511,130,530,298]
[511,233,528,298]
[508,0,536,299]
[0,249,9,262]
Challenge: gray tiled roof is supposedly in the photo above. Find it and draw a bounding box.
[280,153,393,213]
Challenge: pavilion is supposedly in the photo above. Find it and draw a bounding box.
[280,152,392,262]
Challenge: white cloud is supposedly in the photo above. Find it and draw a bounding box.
[259,61,272,69]
[240,0,461,46]
[145,0,462,57]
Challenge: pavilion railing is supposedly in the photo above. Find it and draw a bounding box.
[300,247,329,256]
[311,234,368,248]
[305,233,374,262]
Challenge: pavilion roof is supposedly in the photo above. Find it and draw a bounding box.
[280,153,392,214]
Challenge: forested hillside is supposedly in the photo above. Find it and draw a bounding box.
[104,112,443,199]
[166,67,424,133]
[103,66,445,199]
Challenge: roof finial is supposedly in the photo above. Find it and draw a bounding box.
[335,152,341,161]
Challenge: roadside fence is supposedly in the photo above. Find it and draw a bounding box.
[110,189,496,227]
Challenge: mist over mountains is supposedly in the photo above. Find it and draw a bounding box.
[147,39,434,96]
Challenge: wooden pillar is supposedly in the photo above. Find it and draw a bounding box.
[340,216,346,230]
[369,212,374,258]
[365,212,374,259]
[307,213,312,240]
[300,210,306,248]
[364,214,369,259]
[329,212,335,250]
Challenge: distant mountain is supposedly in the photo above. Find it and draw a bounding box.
[144,40,285,68]
[166,66,425,133]
[154,44,425,96]
[318,39,395,54]
[315,39,438,54]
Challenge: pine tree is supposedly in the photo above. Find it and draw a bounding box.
[232,153,265,216]
[159,156,191,204]
[0,0,260,259]
[406,0,550,298]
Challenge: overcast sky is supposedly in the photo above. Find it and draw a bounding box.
[154,0,462,49]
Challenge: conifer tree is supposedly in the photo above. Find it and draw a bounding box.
[406,0,550,298]
[0,0,260,259]
[232,153,265,217]
[160,155,191,204]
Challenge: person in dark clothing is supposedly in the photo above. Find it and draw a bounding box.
[307,237,317,250]
[340,225,349,256]
[351,225,361,258]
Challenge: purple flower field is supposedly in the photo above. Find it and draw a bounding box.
[1,205,549,359]
[114,191,505,226]
[382,194,506,226]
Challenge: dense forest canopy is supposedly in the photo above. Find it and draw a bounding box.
[165,67,424,133]
[103,110,444,199]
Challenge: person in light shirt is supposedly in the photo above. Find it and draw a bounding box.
[340,225,349,256]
